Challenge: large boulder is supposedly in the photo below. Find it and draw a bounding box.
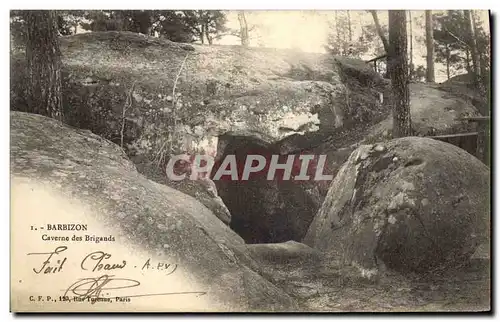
[365,83,481,142]
[271,80,484,233]
[438,73,490,113]
[131,153,232,225]
[10,111,297,312]
[11,31,376,159]
[304,137,490,277]
[246,241,321,267]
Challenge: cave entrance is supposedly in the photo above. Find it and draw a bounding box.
[212,133,320,244]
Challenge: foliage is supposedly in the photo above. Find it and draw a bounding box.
[80,10,127,32]
[433,10,490,80]
[325,12,354,57]
[360,24,387,57]
[432,11,468,78]
[79,10,228,44]
[11,10,229,47]
[10,13,26,51]
[473,12,491,73]
[181,10,228,44]
[325,11,386,59]
[154,11,195,43]
[412,64,427,82]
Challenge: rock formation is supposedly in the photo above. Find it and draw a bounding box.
[10,111,297,312]
[304,137,490,277]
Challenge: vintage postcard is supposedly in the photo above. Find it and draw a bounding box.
[10,9,491,312]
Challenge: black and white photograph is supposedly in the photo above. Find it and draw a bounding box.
[9,8,492,313]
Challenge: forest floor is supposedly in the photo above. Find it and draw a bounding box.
[264,243,490,312]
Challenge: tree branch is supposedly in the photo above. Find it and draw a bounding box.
[443,25,470,48]
[121,81,137,149]
[369,10,390,54]
[169,52,190,154]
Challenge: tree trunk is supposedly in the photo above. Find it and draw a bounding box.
[134,10,151,35]
[25,10,63,121]
[111,11,126,31]
[369,10,390,54]
[347,11,352,42]
[388,10,411,138]
[468,12,489,164]
[466,48,472,75]
[200,24,205,44]
[472,11,487,78]
[335,11,341,54]
[425,10,435,82]
[465,10,481,77]
[205,22,213,45]
[479,52,487,79]
[408,11,414,78]
[238,11,249,47]
[465,10,488,118]
[446,45,451,80]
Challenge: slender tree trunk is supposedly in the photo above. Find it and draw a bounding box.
[347,11,352,42]
[479,51,487,79]
[446,46,451,80]
[469,12,489,164]
[465,10,481,77]
[238,11,249,47]
[471,12,487,78]
[388,10,411,138]
[369,10,390,54]
[111,11,125,31]
[425,10,435,82]
[25,10,63,121]
[479,53,488,84]
[205,21,213,45]
[335,11,341,54]
[465,10,484,101]
[466,48,472,74]
[198,10,206,44]
[465,10,488,120]
[408,11,413,78]
[200,24,205,44]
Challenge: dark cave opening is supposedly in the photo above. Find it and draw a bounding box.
[212,134,321,244]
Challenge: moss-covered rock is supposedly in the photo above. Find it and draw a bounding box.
[10,111,297,312]
[304,137,490,277]
[11,31,386,166]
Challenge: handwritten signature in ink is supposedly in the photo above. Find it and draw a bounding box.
[64,274,207,301]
